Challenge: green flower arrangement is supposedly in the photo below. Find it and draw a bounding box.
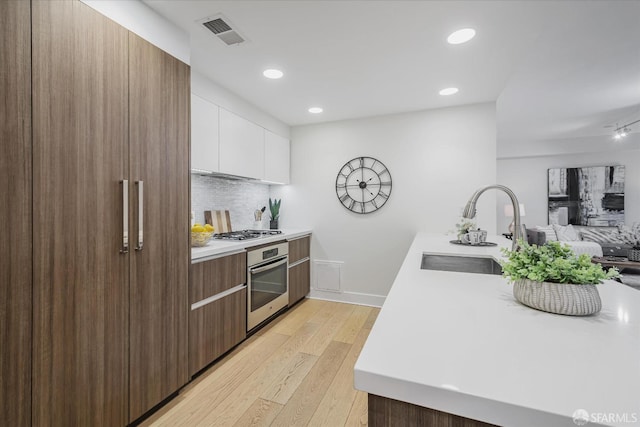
[454,218,477,240]
[501,240,620,285]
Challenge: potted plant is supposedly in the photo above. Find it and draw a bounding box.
[501,240,619,316]
[269,198,281,230]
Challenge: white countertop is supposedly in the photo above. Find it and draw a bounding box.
[354,232,640,427]
[191,229,312,261]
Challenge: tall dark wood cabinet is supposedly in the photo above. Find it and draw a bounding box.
[0,1,32,425]
[128,33,190,422]
[29,1,190,425]
[32,1,130,425]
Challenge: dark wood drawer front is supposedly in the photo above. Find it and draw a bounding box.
[368,394,498,427]
[189,288,247,376]
[289,260,310,305]
[191,253,247,303]
[288,236,311,264]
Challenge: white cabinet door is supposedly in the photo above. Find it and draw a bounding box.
[219,108,265,179]
[264,130,290,184]
[191,94,219,173]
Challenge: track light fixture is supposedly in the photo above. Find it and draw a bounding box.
[613,119,639,140]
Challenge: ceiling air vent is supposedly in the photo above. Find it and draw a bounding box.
[201,16,245,46]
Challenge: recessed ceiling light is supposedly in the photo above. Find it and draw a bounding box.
[439,87,459,96]
[308,107,323,114]
[447,28,476,45]
[263,69,283,79]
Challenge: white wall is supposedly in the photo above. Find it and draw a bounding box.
[271,103,497,305]
[496,149,640,232]
[81,0,189,64]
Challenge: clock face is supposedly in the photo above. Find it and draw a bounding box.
[335,156,392,214]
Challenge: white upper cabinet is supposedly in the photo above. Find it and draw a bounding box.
[219,108,265,179]
[191,94,219,173]
[264,130,290,184]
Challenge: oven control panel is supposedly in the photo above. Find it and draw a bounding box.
[247,242,289,267]
[263,248,279,260]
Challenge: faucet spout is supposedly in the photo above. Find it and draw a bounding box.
[462,185,525,251]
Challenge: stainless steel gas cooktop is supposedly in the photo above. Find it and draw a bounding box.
[212,229,282,241]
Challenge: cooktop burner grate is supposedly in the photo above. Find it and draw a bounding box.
[212,229,282,241]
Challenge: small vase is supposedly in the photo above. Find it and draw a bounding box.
[270,219,279,230]
[513,279,601,316]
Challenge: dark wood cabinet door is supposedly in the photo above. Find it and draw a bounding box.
[289,260,311,305]
[0,1,32,425]
[189,288,247,376]
[32,1,130,425]
[128,33,190,422]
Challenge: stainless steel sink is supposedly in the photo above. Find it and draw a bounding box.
[421,254,503,275]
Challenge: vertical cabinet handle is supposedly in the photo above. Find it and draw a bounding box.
[135,180,144,251]
[120,180,129,254]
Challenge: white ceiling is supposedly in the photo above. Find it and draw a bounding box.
[143,0,640,148]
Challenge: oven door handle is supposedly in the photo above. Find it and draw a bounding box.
[250,256,288,274]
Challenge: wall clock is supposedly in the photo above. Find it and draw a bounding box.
[335,156,392,214]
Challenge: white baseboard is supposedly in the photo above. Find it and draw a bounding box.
[308,289,385,308]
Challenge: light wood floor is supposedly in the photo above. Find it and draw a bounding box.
[141,299,379,427]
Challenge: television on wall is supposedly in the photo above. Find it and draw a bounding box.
[548,165,624,226]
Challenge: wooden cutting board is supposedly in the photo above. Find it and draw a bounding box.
[204,210,232,233]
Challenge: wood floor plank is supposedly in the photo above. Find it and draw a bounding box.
[345,390,368,426]
[307,327,372,426]
[144,299,378,427]
[333,305,373,344]
[144,332,289,426]
[269,298,324,336]
[300,302,356,356]
[270,340,351,427]
[139,334,267,426]
[195,322,322,426]
[305,300,345,325]
[232,398,284,427]
[261,352,318,405]
[363,307,380,330]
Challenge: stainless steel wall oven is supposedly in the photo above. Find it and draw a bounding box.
[247,242,289,331]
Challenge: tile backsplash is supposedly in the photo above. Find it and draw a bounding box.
[191,174,271,230]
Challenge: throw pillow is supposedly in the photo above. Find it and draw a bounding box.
[552,224,580,241]
[618,224,640,245]
[536,225,558,242]
[581,227,626,244]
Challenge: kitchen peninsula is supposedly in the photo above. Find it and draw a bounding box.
[355,233,640,427]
